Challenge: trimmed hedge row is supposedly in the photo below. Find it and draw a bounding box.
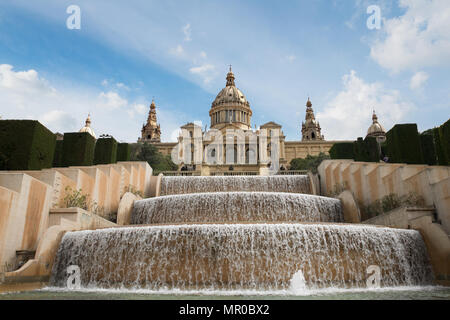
[433,127,447,165]
[61,132,96,167]
[440,119,450,165]
[386,124,424,164]
[0,120,56,170]
[352,137,380,162]
[94,137,118,165]
[420,134,437,166]
[117,143,131,162]
[330,137,380,162]
[0,120,137,170]
[329,142,354,160]
[53,140,64,167]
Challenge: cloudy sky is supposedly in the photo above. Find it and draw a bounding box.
[0,0,449,142]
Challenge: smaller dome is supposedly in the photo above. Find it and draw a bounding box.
[79,114,96,139]
[211,67,249,107]
[367,111,385,136]
[213,86,248,106]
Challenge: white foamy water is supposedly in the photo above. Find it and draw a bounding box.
[50,224,434,291]
[160,175,312,195]
[132,192,343,224]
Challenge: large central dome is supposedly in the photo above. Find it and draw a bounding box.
[210,67,252,130]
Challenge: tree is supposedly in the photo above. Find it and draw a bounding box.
[289,152,330,174]
[130,143,177,173]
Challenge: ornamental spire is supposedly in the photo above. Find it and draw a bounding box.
[372,110,378,123]
[226,65,235,87]
[85,113,91,126]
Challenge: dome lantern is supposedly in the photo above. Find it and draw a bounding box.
[79,114,96,139]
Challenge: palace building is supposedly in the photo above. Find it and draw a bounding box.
[139,68,351,174]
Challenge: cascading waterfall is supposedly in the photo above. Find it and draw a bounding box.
[132,192,343,224]
[50,224,434,291]
[49,174,436,293]
[159,175,312,196]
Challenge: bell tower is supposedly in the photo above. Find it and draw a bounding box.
[301,98,324,141]
[138,100,161,143]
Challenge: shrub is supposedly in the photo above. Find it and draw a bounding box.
[433,127,448,165]
[329,142,354,160]
[440,118,450,165]
[420,134,437,166]
[94,137,118,165]
[131,142,177,174]
[116,143,131,162]
[63,186,89,210]
[386,124,424,164]
[63,186,107,218]
[127,185,143,198]
[289,152,330,174]
[0,120,56,170]
[360,192,425,221]
[61,132,96,167]
[353,138,367,162]
[53,140,64,168]
[365,136,381,162]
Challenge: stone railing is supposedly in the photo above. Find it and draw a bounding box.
[160,171,202,176]
[277,170,308,175]
[210,171,259,176]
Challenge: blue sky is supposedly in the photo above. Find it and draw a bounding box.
[0,0,449,142]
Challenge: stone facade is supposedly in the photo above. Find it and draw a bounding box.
[143,69,352,173]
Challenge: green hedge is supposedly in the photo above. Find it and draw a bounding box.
[52,139,64,167]
[386,124,424,164]
[352,137,380,162]
[365,136,380,162]
[440,119,450,165]
[0,120,56,170]
[420,134,437,166]
[94,137,118,165]
[433,127,447,165]
[353,138,366,162]
[329,142,354,160]
[61,132,96,167]
[116,143,131,162]
[380,142,387,158]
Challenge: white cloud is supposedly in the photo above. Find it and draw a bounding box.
[0,64,57,111]
[116,82,130,90]
[128,103,147,118]
[370,0,450,73]
[169,44,185,57]
[317,70,415,140]
[410,71,429,90]
[182,23,192,42]
[0,64,150,141]
[189,64,215,84]
[134,103,147,114]
[98,91,128,109]
[38,110,77,133]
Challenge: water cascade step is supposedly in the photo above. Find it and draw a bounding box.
[50,223,434,291]
[159,176,312,196]
[132,192,343,225]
